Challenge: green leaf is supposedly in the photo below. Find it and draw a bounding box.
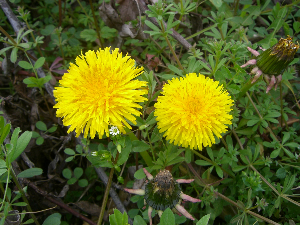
[195,160,212,166]
[36,121,47,131]
[0,159,6,169]
[117,136,132,166]
[12,202,27,206]
[80,29,97,42]
[282,132,290,145]
[232,165,247,172]
[42,213,61,225]
[74,167,83,179]
[11,131,32,163]
[196,214,211,225]
[62,168,72,179]
[64,148,75,155]
[78,179,88,187]
[284,142,299,148]
[145,20,160,32]
[276,168,286,179]
[132,140,150,152]
[34,57,45,69]
[41,25,55,36]
[133,215,147,225]
[17,168,43,178]
[18,61,32,70]
[100,26,117,39]
[47,126,57,133]
[23,77,39,87]
[210,0,222,8]
[160,208,175,225]
[23,219,34,224]
[36,136,44,145]
[37,75,52,86]
[134,168,148,179]
[270,149,280,158]
[67,177,77,185]
[0,169,7,177]
[10,47,18,63]
[168,64,183,76]
[206,148,214,161]
[247,119,259,126]
[0,123,10,146]
[215,166,223,178]
[65,156,74,162]
[0,46,14,56]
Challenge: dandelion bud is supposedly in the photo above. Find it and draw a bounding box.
[256,36,299,75]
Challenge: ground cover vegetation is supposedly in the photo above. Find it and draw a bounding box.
[0,0,300,224]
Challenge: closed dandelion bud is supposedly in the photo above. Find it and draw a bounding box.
[256,36,299,75]
[144,170,181,211]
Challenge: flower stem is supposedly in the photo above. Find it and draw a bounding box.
[160,21,184,71]
[97,152,119,225]
[88,0,103,48]
[237,78,256,100]
[10,169,40,225]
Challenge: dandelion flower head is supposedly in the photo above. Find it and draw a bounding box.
[54,47,148,138]
[154,73,234,150]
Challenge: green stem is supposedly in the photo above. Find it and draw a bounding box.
[24,20,44,58]
[88,0,103,48]
[97,163,116,225]
[10,169,40,225]
[190,149,234,178]
[246,92,278,141]
[216,192,280,225]
[234,0,240,16]
[232,129,300,208]
[159,21,184,71]
[0,26,17,44]
[58,33,65,64]
[238,78,256,100]
[0,169,10,212]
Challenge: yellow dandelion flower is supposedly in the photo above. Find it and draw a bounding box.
[154,73,234,150]
[53,47,148,138]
